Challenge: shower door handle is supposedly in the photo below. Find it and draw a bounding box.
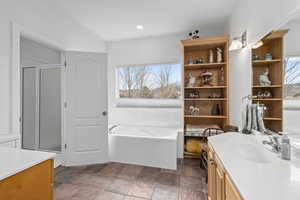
[102,111,107,116]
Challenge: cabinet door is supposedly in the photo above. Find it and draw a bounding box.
[225,175,243,200]
[216,164,225,200]
[0,159,53,200]
[208,146,216,200]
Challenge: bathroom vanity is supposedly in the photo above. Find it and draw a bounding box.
[208,140,242,200]
[208,132,300,200]
[0,147,55,200]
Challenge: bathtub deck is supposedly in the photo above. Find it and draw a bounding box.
[54,159,207,200]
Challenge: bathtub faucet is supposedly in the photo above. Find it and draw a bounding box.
[109,124,119,132]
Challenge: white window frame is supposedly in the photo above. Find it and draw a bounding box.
[284,56,300,111]
[115,62,182,108]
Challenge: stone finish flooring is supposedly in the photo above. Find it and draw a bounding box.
[54,159,208,200]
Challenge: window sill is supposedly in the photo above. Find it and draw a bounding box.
[284,99,300,110]
[116,98,182,108]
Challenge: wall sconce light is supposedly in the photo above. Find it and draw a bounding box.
[229,31,247,51]
[252,40,264,49]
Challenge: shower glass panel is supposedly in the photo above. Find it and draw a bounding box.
[22,66,62,152]
[39,68,62,152]
[22,68,38,150]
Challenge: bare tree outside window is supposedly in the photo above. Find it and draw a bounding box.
[284,57,300,99]
[118,63,181,99]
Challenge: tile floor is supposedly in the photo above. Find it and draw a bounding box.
[54,159,208,200]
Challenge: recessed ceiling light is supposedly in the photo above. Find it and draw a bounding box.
[136,25,143,30]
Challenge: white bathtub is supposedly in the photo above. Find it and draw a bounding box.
[109,125,178,170]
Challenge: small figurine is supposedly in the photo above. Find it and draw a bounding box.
[209,50,214,63]
[216,48,223,63]
[188,92,199,98]
[201,70,213,86]
[209,93,222,98]
[188,30,200,39]
[263,90,272,98]
[189,106,200,115]
[187,72,196,87]
[265,53,273,60]
[257,90,272,98]
[188,57,194,65]
[259,68,271,86]
[219,67,225,85]
[195,58,204,64]
[252,55,260,61]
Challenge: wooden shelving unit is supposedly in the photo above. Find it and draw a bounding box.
[181,35,229,158]
[251,30,288,132]
[252,59,282,65]
[252,85,282,88]
[184,115,227,119]
[184,62,226,70]
[185,86,227,89]
[184,98,227,101]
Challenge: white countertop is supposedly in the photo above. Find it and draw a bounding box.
[0,147,56,181]
[208,132,300,200]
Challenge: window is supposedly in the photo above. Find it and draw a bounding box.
[117,63,181,99]
[285,57,300,99]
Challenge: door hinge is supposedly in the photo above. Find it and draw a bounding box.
[64,101,67,108]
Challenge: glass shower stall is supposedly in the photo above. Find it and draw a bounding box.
[21,65,63,152]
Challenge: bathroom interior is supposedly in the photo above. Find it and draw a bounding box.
[1,0,300,200]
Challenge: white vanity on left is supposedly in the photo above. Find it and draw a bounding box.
[0,147,55,200]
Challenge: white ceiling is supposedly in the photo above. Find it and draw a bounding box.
[55,0,238,41]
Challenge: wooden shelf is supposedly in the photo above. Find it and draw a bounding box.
[184,151,201,158]
[182,35,229,159]
[264,117,282,121]
[252,59,281,65]
[184,98,227,101]
[184,62,226,69]
[252,98,282,101]
[251,30,287,131]
[185,86,227,89]
[184,115,227,119]
[184,134,206,137]
[252,85,282,88]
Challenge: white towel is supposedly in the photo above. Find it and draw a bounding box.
[241,100,248,131]
[257,104,266,133]
[251,104,258,130]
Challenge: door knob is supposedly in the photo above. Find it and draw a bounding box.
[102,111,107,116]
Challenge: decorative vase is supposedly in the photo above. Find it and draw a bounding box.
[209,50,214,63]
[188,58,194,65]
[211,104,221,116]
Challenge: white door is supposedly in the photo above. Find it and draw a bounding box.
[65,51,108,166]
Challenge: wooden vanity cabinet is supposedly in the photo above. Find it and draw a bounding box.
[225,174,243,200]
[208,145,216,200]
[0,159,54,200]
[208,144,243,200]
[215,156,225,200]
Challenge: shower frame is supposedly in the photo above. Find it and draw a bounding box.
[20,63,66,153]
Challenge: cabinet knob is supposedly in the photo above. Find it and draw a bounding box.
[102,111,107,116]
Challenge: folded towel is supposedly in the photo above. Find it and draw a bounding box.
[242,101,266,134]
[251,104,258,130]
[257,104,266,133]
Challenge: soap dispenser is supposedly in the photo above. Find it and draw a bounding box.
[281,133,291,160]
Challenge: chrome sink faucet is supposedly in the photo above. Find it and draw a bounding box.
[262,135,281,153]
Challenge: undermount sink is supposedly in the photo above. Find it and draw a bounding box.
[238,144,273,164]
